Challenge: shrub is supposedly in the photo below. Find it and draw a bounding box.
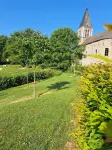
[75,64,85,75]
[72,63,112,150]
[0,69,62,91]
[67,65,85,75]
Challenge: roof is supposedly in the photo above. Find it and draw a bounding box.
[82,30,112,45]
[79,8,92,28]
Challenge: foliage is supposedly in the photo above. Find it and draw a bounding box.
[31,34,51,68]
[104,24,112,31]
[0,68,62,91]
[0,73,79,150]
[1,27,84,71]
[49,27,84,71]
[0,35,8,64]
[72,63,112,150]
[75,64,85,75]
[3,29,51,67]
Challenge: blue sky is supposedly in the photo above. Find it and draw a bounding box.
[0,0,112,36]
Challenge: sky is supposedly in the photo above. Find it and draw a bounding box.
[0,0,112,36]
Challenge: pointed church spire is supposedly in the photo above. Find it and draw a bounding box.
[78,8,93,44]
[79,8,92,28]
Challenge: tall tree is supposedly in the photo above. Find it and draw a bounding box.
[3,28,36,65]
[31,32,51,68]
[49,27,84,71]
[3,36,21,64]
[0,35,8,64]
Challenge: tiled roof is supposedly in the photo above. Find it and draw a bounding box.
[82,30,112,45]
[79,8,92,28]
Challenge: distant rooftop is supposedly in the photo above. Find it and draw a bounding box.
[79,8,92,28]
[82,30,112,45]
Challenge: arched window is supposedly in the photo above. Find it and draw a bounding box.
[85,30,87,37]
[88,30,89,36]
[96,49,97,54]
[105,48,109,56]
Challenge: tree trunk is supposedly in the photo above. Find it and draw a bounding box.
[27,64,29,85]
[74,63,75,76]
[33,65,36,98]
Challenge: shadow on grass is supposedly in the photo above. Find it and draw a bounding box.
[47,81,71,91]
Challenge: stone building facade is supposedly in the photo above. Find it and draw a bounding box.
[78,8,112,65]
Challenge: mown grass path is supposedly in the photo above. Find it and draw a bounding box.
[0,73,80,150]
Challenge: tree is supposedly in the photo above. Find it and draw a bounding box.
[49,27,84,71]
[3,36,22,64]
[3,28,37,65]
[31,32,51,98]
[31,32,51,68]
[3,29,51,67]
[0,35,8,64]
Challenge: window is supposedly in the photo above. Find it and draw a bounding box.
[105,48,109,56]
[88,30,89,36]
[85,30,87,37]
[85,30,88,37]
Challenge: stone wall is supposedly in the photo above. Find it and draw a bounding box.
[81,39,112,66]
[81,56,105,66]
[85,39,112,59]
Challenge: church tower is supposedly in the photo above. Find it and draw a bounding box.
[78,8,93,44]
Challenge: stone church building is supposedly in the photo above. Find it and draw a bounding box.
[78,8,112,65]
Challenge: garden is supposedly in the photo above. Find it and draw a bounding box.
[1,26,112,150]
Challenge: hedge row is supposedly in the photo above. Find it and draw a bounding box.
[0,69,62,91]
[72,63,112,150]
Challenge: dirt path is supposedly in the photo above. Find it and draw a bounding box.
[8,91,52,105]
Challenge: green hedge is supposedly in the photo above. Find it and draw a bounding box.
[0,69,62,91]
[72,63,112,150]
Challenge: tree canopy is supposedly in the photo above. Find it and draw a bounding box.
[0,35,8,64]
[0,27,84,71]
[49,27,84,71]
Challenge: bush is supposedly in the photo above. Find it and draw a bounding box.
[0,69,62,91]
[72,63,112,150]
[67,65,85,75]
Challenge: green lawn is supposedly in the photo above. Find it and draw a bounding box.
[0,73,80,150]
[0,65,41,77]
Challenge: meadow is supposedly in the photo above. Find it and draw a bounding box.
[0,73,80,150]
[0,65,41,77]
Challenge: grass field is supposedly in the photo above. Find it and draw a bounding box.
[0,73,80,150]
[0,65,41,77]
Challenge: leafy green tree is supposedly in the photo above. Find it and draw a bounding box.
[0,35,8,64]
[49,27,84,71]
[3,36,22,64]
[3,29,51,67]
[30,32,51,97]
[19,37,33,67]
[31,33,51,68]
[3,28,37,65]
